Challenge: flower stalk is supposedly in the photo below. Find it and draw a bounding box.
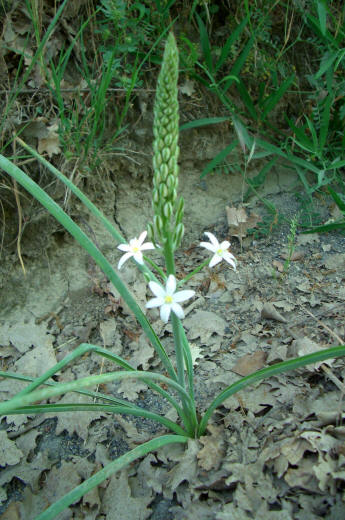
[149,32,184,252]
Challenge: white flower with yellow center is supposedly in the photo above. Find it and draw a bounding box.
[117,231,155,269]
[146,274,195,323]
[200,231,237,269]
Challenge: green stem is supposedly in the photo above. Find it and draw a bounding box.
[143,254,167,281]
[177,258,210,287]
[162,237,197,434]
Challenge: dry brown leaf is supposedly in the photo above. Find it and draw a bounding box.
[0,432,23,467]
[101,470,153,520]
[167,439,199,491]
[231,350,267,376]
[226,205,261,239]
[197,424,225,471]
[38,123,61,157]
[180,79,195,97]
[273,259,284,272]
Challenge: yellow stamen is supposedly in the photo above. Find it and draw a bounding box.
[165,295,173,304]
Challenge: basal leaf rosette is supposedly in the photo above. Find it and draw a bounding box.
[149,33,184,250]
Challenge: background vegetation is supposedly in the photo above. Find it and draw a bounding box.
[0,0,344,243]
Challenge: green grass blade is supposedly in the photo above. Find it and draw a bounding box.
[0,0,69,137]
[0,155,176,379]
[235,79,258,121]
[180,117,231,131]
[261,74,295,120]
[319,94,332,153]
[7,404,187,436]
[302,221,345,233]
[35,435,188,520]
[223,36,255,93]
[215,17,248,72]
[196,13,213,73]
[328,187,345,213]
[199,345,345,435]
[315,50,338,79]
[200,140,238,178]
[316,0,328,36]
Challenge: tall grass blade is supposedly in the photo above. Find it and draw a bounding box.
[196,13,213,72]
[215,16,248,72]
[200,140,238,179]
[261,74,295,120]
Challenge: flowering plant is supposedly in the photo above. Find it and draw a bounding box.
[0,33,344,520]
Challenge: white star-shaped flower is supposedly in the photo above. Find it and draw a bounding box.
[117,231,155,269]
[146,274,195,323]
[200,231,237,269]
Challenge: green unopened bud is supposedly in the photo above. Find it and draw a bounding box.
[147,222,155,242]
[175,196,184,224]
[159,183,168,198]
[159,163,169,179]
[173,222,184,249]
[162,148,170,162]
[153,188,160,204]
[154,215,164,235]
[163,201,173,219]
[166,174,175,191]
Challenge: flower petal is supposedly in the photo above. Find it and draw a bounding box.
[140,242,155,251]
[200,241,217,253]
[137,230,148,245]
[146,297,164,309]
[171,302,184,319]
[160,304,171,323]
[223,251,237,270]
[148,281,166,298]
[209,254,222,268]
[173,289,195,303]
[117,243,130,252]
[166,274,176,295]
[204,232,219,247]
[219,240,230,250]
[133,251,144,264]
[118,251,133,269]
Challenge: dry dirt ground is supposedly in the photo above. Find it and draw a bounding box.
[1,124,345,519]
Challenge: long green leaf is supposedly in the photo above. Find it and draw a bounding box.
[0,369,194,418]
[7,403,187,436]
[35,435,188,520]
[199,345,345,435]
[0,155,176,380]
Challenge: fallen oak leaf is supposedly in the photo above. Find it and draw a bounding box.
[38,123,61,157]
[232,350,267,376]
[226,205,261,239]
